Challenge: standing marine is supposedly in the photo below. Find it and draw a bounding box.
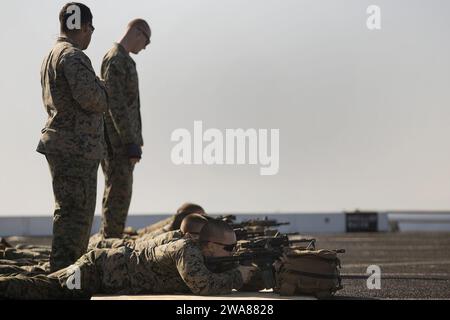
[99,19,151,238]
[37,2,108,272]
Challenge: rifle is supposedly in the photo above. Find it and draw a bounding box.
[238,235,316,251]
[205,235,345,290]
[216,215,237,224]
[205,248,282,289]
[205,235,316,289]
[234,228,266,240]
[231,217,290,229]
[234,228,300,241]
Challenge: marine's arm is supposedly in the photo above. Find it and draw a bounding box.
[148,230,181,246]
[102,58,141,157]
[175,246,243,295]
[63,51,108,113]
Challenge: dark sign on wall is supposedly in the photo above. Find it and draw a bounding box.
[346,211,379,232]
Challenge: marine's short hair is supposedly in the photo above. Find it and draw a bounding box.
[59,2,93,33]
[180,214,208,235]
[199,219,234,244]
[176,203,205,215]
[170,203,206,230]
[128,19,151,33]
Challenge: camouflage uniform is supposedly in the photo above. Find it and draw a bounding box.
[137,208,204,236]
[89,214,172,243]
[37,37,108,272]
[87,237,133,251]
[14,244,50,251]
[0,238,11,250]
[88,230,183,252]
[0,238,243,299]
[0,265,33,276]
[0,263,50,277]
[0,246,51,276]
[1,248,50,261]
[99,43,144,239]
[137,216,174,235]
[134,230,184,251]
[0,259,37,267]
[139,225,171,238]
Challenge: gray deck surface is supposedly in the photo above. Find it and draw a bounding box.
[6,232,450,300]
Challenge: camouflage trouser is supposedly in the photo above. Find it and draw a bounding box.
[14,244,51,251]
[0,262,50,276]
[0,248,133,300]
[100,155,135,239]
[46,154,100,272]
[0,258,38,267]
[1,248,50,262]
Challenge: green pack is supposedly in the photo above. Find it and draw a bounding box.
[275,248,343,298]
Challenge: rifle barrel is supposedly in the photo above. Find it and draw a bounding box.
[205,250,282,265]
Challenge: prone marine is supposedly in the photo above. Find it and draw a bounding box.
[0,220,255,299]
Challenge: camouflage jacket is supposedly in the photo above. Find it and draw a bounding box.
[112,238,243,295]
[101,43,143,157]
[87,230,183,251]
[37,37,108,160]
[133,230,183,251]
[0,239,243,299]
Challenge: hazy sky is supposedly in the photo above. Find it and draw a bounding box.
[0,0,449,216]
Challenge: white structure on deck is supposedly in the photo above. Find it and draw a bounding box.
[0,211,394,237]
[2,211,450,237]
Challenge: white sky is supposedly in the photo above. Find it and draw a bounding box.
[0,0,449,216]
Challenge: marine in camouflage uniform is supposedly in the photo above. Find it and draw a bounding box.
[0,238,243,299]
[0,247,51,276]
[87,215,170,245]
[138,224,172,238]
[0,243,51,276]
[99,42,144,239]
[37,36,108,272]
[1,248,50,261]
[0,241,51,276]
[134,230,184,251]
[0,259,37,268]
[0,263,50,277]
[88,202,204,249]
[136,203,206,236]
[88,230,184,251]
[0,231,182,276]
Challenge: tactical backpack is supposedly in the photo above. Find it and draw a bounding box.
[275,248,343,299]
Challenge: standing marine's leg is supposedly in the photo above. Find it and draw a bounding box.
[47,154,99,272]
[100,155,135,239]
